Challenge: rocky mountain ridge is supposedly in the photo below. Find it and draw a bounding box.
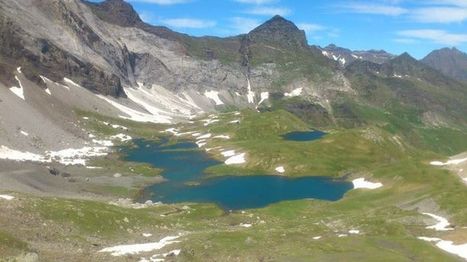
[0,0,466,131]
[319,44,395,67]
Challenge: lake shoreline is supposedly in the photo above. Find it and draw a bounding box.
[124,138,354,210]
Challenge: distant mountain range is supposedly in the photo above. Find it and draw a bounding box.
[318,44,395,66]
[318,45,467,84]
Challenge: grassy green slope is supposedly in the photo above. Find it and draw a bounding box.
[2,108,465,261]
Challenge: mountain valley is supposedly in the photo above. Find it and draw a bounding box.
[0,0,466,261]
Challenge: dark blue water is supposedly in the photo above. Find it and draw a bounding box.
[123,138,352,210]
[282,130,326,141]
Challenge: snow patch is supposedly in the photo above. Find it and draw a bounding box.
[313,236,322,240]
[63,78,80,89]
[97,95,172,124]
[0,195,14,200]
[40,75,69,90]
[86,166,103,169]
[1,140,111,166]
[99,235,181,257]
[10,76,25,100]
[418,237,467,260]
[164,128,179,136]
[275,166,285,173]
[430,158,467,166]
[196,140,207,148]
[20,130,29,136]
[142,233,152,238]
[349,230,360,234]
[418,237,442,242]
[213,135,230,140]
[239,223,252,228]
[258,92,269,105]
[16,67,22,74]
[225,153,246,165]
[352,178,383,189]
[339,57,346,65]
[221,150,236,157]
[140,249,181,262]
[163,128,195,137]
[198,133,212,140]
[45,88,52,95]
[246,79,255,104]
[204,90,224,105]
[284,88,303,97]
[110,134,132,142]
[422,213,453,231]
[202,118,219,126]
[0,145,49,163]
[109,198,160,209]
[109,123,128,130]
[125,88,174,122]
[48,145,108,166]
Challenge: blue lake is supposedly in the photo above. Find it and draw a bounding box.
[123,138,352,210]
[282,130,326,141]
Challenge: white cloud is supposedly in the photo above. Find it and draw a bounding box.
[297,23,326,33]
[429,0,467,7]
[244,6,291,16]
[411,7,467,23]
[340,3,408,16]
[234,0,277,4]
[128,0,190,4]
[161,18,216,29]
[230,17,261,33]
[394,38,417,44]
[297,23,339,40]
[397,29,467,45]
[337,1,467,23]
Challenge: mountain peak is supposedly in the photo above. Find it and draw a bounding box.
[432,47,464,55]
[398,52,414,59]
[422,47,467,82]
[248,15,307,48]
[84,0,142,27]
[324,44,351,53]
[271,14,286,20]
[393,52,418,63]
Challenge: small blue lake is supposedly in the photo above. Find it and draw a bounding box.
[282,130,326,141]
[123,138,352,210]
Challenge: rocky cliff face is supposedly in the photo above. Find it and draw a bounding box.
[0,0,128,97]
[0,0,346,110]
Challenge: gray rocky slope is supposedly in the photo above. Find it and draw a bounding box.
[0,0,350,121]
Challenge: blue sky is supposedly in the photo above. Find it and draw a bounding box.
[93,0,467,59]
